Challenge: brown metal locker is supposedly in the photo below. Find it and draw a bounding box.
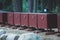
[14,12,21,26]
[29,14,37,28]
[7,12,14,25]
[57,14,60,32]
[3,13,7,24]
[0,13,3,24]
[21,13,28,26]
[38,14,47,29]
[47,14,57,28]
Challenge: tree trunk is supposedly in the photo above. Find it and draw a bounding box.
[28,0,33,12]
[33,0,37,13]
[12,0,22,12]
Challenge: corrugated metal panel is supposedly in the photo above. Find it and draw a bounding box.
[14,12,21,25]
[38,14,47,29]
[21,13,28,26]
[29,14,37,28]
[7,12,14,25]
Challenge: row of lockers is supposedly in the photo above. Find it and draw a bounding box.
[0,12,60,30]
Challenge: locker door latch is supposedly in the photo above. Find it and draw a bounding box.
[41,16,44,20]
[24,15,26,19]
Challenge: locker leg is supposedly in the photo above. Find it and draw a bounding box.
[25,27,36,31]
[18,26,24,30]
[57,28,60,33]
[0,24,5,27]
[33,29,41,33]
[10,25,16,29]
[33,28,46,33]
[38,28,46,32]
[12,25,21,29]
[18,26,28,30]
[0,22,3,24]
[48,28,55,32]
[0,23,4,27]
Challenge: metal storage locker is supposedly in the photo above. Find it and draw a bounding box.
[47,14,57,28]
[7,12,14,25]
[0,13,3,24]
[3,13,7,24]
[57,14,60,31]
[14,12,21,26]
[21,13,28,26]
[29,14,37,28]
[38,13,47,29]
[0,12,7,26]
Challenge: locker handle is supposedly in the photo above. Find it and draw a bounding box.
[9,14,11,16]
[41,16,44,20]
[16,16,18,18]
[32,16,34,19]
[24,15,26,18]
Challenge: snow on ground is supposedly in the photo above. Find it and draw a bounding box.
[0,27,60,40]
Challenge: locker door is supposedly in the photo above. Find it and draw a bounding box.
[38,14,47,29]
[0,2,3,10]
[29,14,37,28]
[3,13,7,24]
[47,14,57,28]
[7,12,14,25]
[0,13,3,23]
[21,13,28,26]
[57,14,60,31]
[14,12,21,25]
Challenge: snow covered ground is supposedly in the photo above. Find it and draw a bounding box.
[0,27,60,40]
